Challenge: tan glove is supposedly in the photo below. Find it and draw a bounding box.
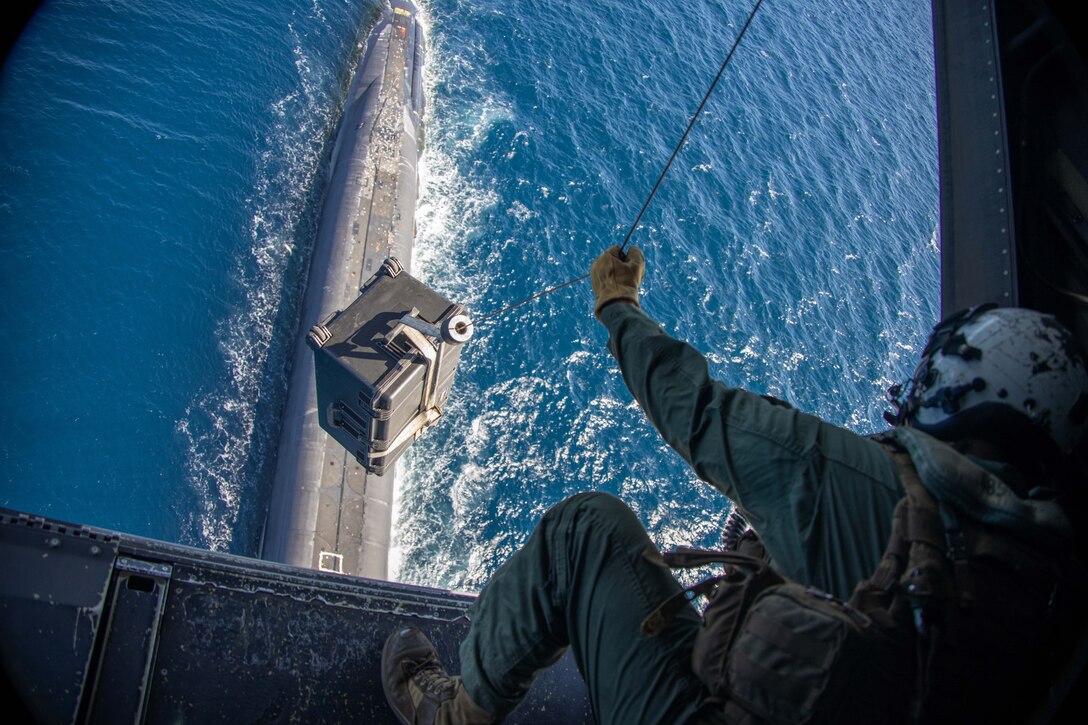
[590,245,645,318]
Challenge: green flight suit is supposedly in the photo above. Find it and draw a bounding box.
[460,491,712,724]
[458,302,906,723]
[602,302,904,599]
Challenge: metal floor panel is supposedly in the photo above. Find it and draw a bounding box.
[1,509,592,724]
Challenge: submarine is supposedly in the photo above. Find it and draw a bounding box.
[260,0,428,580]
[2,0,1087,721]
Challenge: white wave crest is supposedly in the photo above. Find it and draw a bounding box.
[176,22,340,552]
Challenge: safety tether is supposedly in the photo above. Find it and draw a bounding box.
[469,0,766,328]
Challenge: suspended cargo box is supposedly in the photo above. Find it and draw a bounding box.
[307,258,473,474]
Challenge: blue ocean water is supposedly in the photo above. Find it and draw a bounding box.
[0,0,938,590]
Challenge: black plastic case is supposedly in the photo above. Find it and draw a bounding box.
[308,258,470,474]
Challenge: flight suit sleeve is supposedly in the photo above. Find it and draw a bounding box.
[599,302,904,599]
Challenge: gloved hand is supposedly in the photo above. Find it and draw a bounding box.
[590,245,645,318]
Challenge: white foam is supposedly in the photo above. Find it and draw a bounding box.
[390,1,514,584]
[177,21,339,552]
[387,462,408,582]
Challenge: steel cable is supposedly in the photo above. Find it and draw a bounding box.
[470,0,766,327]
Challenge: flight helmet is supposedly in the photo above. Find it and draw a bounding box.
[887,304,1088,456]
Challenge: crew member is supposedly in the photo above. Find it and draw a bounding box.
[382,247,1088,725]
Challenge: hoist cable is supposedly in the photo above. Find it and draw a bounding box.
[470,0,765,327]
[471,273,591,325]
[619,0,765,254]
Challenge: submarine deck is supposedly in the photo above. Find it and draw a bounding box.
[262,0,426,580]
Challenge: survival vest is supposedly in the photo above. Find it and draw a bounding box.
[643,428,1082,724]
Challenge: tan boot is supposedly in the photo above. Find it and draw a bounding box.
[382,627,494,725]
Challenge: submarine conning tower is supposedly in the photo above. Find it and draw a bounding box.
[261,0,428,580]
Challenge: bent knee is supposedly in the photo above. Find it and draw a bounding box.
[543,491,644,536]
[546,490,628,518]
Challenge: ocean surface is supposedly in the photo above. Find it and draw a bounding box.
[0,0,938,592]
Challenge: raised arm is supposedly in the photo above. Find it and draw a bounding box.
[591,247,903,597]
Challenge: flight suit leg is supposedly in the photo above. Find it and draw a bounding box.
[459,492,709,724]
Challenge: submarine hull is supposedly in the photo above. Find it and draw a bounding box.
[261,0,426,578]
